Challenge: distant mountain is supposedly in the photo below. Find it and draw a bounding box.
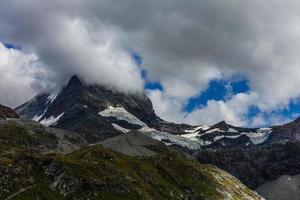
[0,104,19,119]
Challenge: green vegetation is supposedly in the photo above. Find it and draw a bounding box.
[0,144,262,200]
[0,121,58,154]
[0,120,263,200]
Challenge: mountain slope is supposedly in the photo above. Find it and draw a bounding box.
[0,119,87,154]
[0,147,264,200]
[16,76,191,143]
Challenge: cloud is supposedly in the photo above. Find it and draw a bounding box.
[1,0,300,125]
[184,92,258,126]
[0,43,51,107]
[0,0,144,102]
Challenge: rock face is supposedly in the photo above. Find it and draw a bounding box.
[269,117,300,143]
[256,174,300,200]
[0,104,19,119]
[196,141,300,189]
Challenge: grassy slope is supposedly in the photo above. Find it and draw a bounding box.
[0,145,262,200]
[0,120,263,200]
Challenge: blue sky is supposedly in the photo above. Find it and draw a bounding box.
[184,78,250,112]
[3,42,21,50]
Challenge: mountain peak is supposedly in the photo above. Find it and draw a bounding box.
[213,120,228,127]
[67,75,84,88]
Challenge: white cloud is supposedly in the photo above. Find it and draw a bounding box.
[0,43,50,107]
[149,88,258,126]
[42,17,144,93]
[147,89,184,123]
[184,93,258,126]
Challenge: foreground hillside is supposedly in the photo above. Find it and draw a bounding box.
[0,119,263,200]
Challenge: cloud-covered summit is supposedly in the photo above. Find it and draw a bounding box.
[1,0,300,126]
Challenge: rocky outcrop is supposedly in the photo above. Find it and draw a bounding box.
[268,117,300,143]
[0,104,19,119]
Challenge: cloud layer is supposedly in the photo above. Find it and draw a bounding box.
[1,0,300,126]
[0,43,51,107]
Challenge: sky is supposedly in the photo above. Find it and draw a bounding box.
[1,0,300,127]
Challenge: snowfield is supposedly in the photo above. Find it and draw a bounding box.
[99,105,273,149]
[140,127,204,150]
[244,128,272,144]
[99,105,146,127]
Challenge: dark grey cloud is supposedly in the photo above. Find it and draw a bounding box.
[0,0,300,125]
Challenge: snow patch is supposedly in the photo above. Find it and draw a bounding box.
[228,128,238,133]
[33,113,44,122]
[242,128,272,144]
[212,134,241,142]
[214,135,225,141]
[180,132,201,141]
[112,123,130,133]
[203,140,212,145]
[205,128,226,134]
[140,127,204,150]
[40,113,64,127]
[99,105,146,127]
[225,135,241,139]
[47,91,59,104]
[32,108,48,122]
[184,125,210,133]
